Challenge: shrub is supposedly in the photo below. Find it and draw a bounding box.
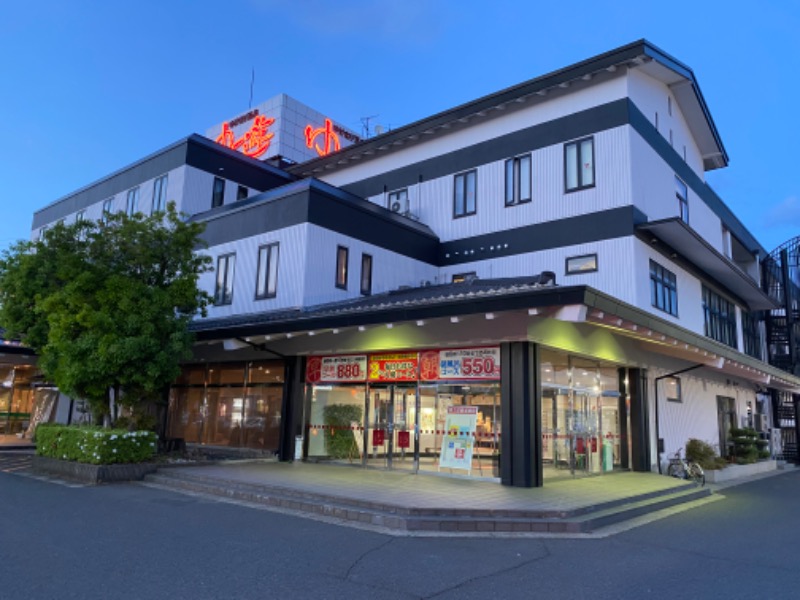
[322,404,362,460]
[685,438,727,470]
[35,424,157,465]
[729,427,759,464]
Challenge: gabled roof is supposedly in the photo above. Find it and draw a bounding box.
[289,40,728,177]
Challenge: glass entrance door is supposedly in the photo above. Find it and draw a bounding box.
[367,385,417,471]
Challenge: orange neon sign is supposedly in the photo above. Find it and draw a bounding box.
[216,114,275,158]
[305,118,341,157]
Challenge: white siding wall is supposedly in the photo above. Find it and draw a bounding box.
[181,166,217,215]
[626,69,705,178]
[319,75,628,189]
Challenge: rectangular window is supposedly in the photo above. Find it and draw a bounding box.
[564,137,594,192]
[152,175,168,213]
[214,253,236,306]
[387,189,408,214]
[212,177,225,208]
[676,176,689,223]
[335,245,349,289]
[255,243,279,299]
[360,253,373,296]
[566,254,598,275]
[237,185,248,201]
[452,272,477,283]
[76,210,85,222]
[742,311,763,360]
[126,187,139,216]
[664,376,682,403]
[453,170,477,217]
[102,198,114,223]
[702,286,737,348]
[505,154,531,206]
[649,260,678,316]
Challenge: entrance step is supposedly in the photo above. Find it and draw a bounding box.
[142,468,711,534]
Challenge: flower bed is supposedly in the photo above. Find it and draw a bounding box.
[36,424,157,464]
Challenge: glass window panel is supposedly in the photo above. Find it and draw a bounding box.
[565,143,578,189]
[267,245,279,296]
[465,171,476,214]
[581,139,594,186]
[519,155,531,201]
[505,160,514,204]
[454,174,465,215]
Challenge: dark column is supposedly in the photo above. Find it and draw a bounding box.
[617,368,630,470]
[500,342,542,487]
[278,356,306,462]
[627,368,651,471]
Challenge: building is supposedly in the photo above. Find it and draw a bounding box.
[30,40,800,487]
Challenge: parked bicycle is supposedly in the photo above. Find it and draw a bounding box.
[667,448,705,486]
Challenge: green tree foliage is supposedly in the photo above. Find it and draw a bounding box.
[0,204,211,423]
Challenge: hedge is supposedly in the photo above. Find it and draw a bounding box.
[36,424,157,465]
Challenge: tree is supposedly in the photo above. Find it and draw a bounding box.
[0,203,212,426]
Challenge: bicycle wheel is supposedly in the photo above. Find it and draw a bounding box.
[667,463,684,479]
[688,463,705,486]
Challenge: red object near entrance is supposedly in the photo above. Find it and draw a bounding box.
[397,431,410,448]
[372,429,385,446]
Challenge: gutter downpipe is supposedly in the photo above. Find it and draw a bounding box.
[654,364,706,474]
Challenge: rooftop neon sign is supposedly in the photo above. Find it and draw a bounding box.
[305,118,341,157]
[215,114,275,158]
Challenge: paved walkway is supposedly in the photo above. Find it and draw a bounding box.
[0,434,33,449]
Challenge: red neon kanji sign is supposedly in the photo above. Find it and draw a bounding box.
[216,114,275,158]
[305,118,341,156]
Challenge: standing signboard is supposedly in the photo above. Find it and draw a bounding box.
[438,406,478,472]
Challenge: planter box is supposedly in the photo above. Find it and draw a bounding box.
[32,455,159,484]
[705,460,777,484]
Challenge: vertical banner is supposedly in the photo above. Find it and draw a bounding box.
[438,406,478,471]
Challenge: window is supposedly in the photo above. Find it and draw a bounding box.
[676,176,689,223]
[360,253,373,296]
[237,185,248,201]
[664,377,682,403]
[742,311,763,360]
[152,175,168,213]
[255,243,279,299]
[76,210,85,222]
[387,189,408,213]
[702,286,737,348]
[650,260,678,316]
[212,177,225,208]
[102,198,114,223]
[566,254,598,275]
[452,272,476,283]
[126,187,140,216]
[721,225,731,258]
[564,137,594,192]
[453,170,477,217]
[214,253,236,306]
[335,245,349,289]
[505,154,531,205]
[38,225,47,240]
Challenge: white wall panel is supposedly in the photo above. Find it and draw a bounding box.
[180,167,215,215]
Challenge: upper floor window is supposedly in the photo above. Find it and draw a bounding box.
[564,137,594,192]
[742,311,763,360]
[212,177,225,209]
[453,170,477,218]
[566,254,598,275]
[335,245,349,290]
[76,210,85,222]
[214,253,236,306]
[360,253,373,296]
[237,185,248,201]
[387,189,409,214]
[126,187,139,216]
[505,154,531,206]
[152,175,168,213]
[102,198,114,224]
[255,243,279,299]
[702,286,737,349]
[721,225,731,258]
[452,272,476,283]
[676,176,688,223]
[650,260,678,317]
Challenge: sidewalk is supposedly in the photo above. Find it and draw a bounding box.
[0,434,34,450]
[142,461,715,534]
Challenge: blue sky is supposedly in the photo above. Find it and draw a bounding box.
[2,0,799,255]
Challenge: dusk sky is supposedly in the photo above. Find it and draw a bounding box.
[2,1,799,255]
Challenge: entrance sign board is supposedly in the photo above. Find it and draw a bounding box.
[368,353,418,382]
[439,406,478,471]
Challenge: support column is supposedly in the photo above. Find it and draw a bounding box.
[626,367,651,472]
[500,342,542,487]
[278,356,306,462]
[617,368,630,470]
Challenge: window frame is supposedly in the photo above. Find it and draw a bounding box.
[664,376,682,403]
[335,245,349,290]
[152,174,168,213]
[702,285,737,349]
[214,253,236,306]
[237,185,248,201]
[360,253,373,296]
[126,187,139,216]
[505,153,532,206]
[212,177,226,209]
[75,210,86,222]
[255,243,279,300]
[102,198,114,224]
[649,259,679,317]
[676,176,689,223]
[565,254,598,276]
[453,169,477,218]
[452,272,477,283]
[564,136,595,193]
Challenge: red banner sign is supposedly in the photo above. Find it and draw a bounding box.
[368,353,418,382]
[372,429,385,446]
[305,355,367,383]
[397,431,410,449]
[420,347,501,381]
